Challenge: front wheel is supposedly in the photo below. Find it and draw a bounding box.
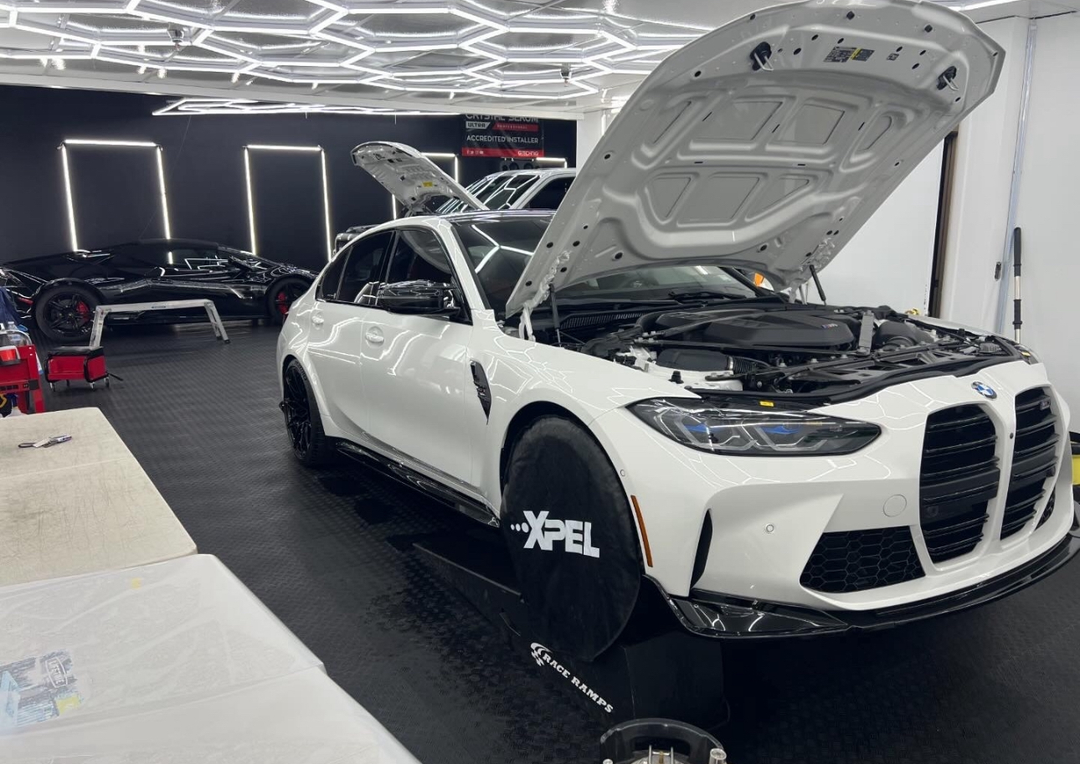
[281,359,332,466]
[268,278,310,325]
[501,415,643,661]
[33,284,98,343]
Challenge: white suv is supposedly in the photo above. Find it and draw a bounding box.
[279,0,1076,661]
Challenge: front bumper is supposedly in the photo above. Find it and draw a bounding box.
[664,520,1080,638]
[589,360,1074,614]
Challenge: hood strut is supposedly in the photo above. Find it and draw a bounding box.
[518,249,570,340]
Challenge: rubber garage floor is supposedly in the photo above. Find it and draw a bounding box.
[42,321,1080,764]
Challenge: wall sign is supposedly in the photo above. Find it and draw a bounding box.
[462,115,544,158]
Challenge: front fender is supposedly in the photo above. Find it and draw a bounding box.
[470,312,694,511]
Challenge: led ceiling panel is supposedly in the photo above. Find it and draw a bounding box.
[0,0,1074,116]
[0,0,720,115]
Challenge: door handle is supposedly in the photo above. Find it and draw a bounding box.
[311,312,325,327]
[365,327,384,345]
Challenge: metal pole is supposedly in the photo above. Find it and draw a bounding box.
[994,19,1037,334]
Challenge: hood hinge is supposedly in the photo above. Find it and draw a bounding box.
[518,249,571,341]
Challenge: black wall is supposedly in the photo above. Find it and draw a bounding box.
[0,85,576,270]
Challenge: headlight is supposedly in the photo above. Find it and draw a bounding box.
[1014,343,1040,364]
[629,399,881,456]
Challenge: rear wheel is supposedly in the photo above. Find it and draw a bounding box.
[268,278,310,325]
[281,359,332,466]
[34,284,98,343]
[501,415,642,661]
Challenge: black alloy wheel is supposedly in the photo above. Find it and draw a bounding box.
[34,285,98,342]
[281,360,331,465]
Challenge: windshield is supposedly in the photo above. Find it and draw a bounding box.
[436,173,541,215]
[452,218,760,317]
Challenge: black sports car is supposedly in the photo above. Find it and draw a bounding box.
[0,239,316,342]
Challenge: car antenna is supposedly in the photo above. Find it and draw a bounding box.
[808,264,828,303]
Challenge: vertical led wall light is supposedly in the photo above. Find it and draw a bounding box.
[244,144,333,261]
[60,139,172,252]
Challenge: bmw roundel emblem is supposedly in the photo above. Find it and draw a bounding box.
[972,381,997,399]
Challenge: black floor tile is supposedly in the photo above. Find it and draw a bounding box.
[38,321,1080,764]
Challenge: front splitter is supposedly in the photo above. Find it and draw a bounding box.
[667,526,1080,639]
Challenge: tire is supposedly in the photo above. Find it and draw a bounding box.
[33,284,99,343]
[281,359,333,466]
[501,415,642,661]
[268,278,310,325]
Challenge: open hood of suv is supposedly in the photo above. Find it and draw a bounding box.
[351,142,485,215]
[504,0,1003,318]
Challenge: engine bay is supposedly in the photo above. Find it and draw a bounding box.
[519,299,1022,400]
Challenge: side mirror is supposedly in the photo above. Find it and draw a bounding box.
[368,280,462,315]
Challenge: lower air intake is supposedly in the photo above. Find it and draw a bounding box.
[800,527,924,594]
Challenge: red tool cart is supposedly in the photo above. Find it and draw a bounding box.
[0,329,45,414]
[45,346,109,390]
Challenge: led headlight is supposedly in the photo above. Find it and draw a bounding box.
[629,399,881,456]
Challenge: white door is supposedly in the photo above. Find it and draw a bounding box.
[358,227,478,486]
[305,231,394,441]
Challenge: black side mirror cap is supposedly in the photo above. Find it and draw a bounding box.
[370,280,462,316]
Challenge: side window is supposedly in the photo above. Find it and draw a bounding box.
[160,248,226,270]
[184,249,230,271]
[336,232,393,303]
[384,228,455,285]
[111,243,170,268]
[525,177,574,210]
[316,249,349,301]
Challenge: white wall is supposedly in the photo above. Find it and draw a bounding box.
[1011,13,1080,419]
[939,17,1030,330]
[820,144,943,312]
[936,13,1080,418]
[576,110,608,166]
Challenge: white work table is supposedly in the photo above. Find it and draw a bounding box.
[0,407,196,586]
[0,555,421,763]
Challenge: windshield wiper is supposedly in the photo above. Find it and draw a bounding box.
[548,297,677,309]
[668,289,747,302]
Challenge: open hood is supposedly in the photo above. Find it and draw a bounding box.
[504,0,1003,318]
[351,142,485,216]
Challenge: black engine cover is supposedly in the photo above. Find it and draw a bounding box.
[703,310,855,348]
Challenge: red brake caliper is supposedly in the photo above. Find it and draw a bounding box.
[75,301,91,325]
[276,291,289,316]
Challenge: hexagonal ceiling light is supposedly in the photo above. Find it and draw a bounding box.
[0,0,715,116]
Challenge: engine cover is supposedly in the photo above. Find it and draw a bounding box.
[653,308,857,349]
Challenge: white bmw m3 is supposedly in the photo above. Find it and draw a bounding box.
[278,0,1077,660]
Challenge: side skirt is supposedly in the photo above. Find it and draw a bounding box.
[336,440,499,528]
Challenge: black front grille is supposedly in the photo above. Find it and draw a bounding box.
[1036,493,1056,530]
[920,405,999,563]
[1002,388,1058,539]
[800,527,924,594]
